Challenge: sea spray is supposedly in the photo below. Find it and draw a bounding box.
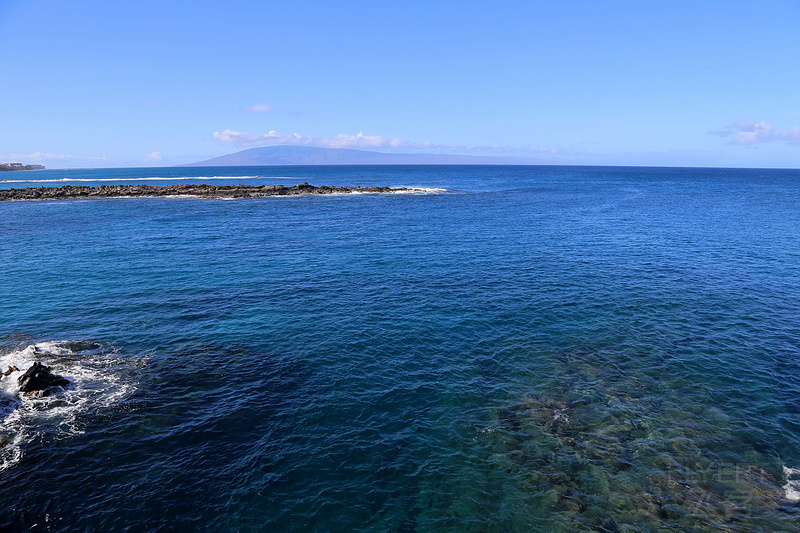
[784,466,800,502]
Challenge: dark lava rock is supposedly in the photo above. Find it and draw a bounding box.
[17,362,69,396]
[0,183,411,201]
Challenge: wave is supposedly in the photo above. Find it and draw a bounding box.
[259,186,449,198]
[391,187,448,194]
[784,466,800,502]
[0,341,140,471]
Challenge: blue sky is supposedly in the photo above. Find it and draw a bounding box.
[1,0,799,168]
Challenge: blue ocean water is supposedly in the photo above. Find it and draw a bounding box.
[1,165,800,531]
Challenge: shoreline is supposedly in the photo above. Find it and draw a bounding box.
[0,182,419,201]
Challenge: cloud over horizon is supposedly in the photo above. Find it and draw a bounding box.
[2,152,74,163]
[211,129,573,160]
[1,152,111,167]
[213,129,408,150]
[712,121,800,145]
[5,131,564,169]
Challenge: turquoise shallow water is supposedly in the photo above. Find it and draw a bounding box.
[1,165,800,531]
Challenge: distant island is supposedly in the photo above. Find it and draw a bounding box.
[0,182,425,201]
[183,145,549,166]
[0,163,45,171]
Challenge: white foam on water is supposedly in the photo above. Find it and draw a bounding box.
[783,466,800,502]
[313,187,448,196]
[0,341,139,471]
[100,194,199,200]
[391,187,448,194]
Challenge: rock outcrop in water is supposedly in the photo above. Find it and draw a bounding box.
[17,362,69,396]
[0,182,412,201]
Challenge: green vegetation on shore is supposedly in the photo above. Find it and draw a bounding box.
[0,163,45,172]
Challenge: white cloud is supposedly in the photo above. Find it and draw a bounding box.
[2,152,73,163]
[143,151,163,162]
[713,120,800,145]
[326,132,406,149]
[213,129,408,150]
[1,152,112,168]
[211,129,574,159]
[243,103,274,113]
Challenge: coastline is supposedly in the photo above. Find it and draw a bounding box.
[0,182,416,201]
[0,163,45,172]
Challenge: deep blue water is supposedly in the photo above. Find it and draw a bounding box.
[1,165,800,531]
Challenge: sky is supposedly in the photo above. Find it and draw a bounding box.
[1,0,799,169]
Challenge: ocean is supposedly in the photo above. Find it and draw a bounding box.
[1,165,799,532]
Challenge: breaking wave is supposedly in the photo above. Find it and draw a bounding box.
[0,340,140,471]
[784,467,800,502]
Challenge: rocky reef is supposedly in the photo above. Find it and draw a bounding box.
[473,348,798,532]
[16,362,69,397]
[0,182,412,201]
